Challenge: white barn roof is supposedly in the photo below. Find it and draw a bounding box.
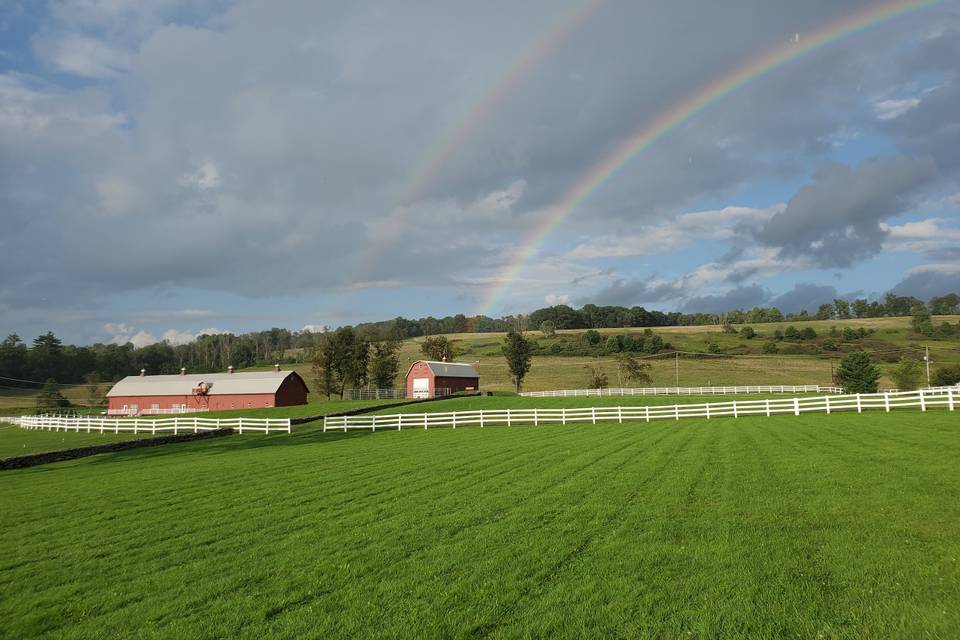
[420,361,479,378]
[106,371,300,397]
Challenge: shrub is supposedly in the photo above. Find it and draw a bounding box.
[932,364,960,387]
[841,327,858,341]
[722,324,738,334]
[707,343,721,354]
[821,339,837,351]
[762,341,778,354]
[836,351,880,393]
[890,358,924,391]
[800,327,817,340]
[584,364,609,389]
[784,326,800,340]
[740,326,756,339]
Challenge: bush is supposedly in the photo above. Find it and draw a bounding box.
[800,327,817,340]
[740,326,756,339]
[722,324,737,334]
[821,339,837,351]
[584,364,609,389]
[707,342,721,354]
[841,327,858,341]
[836,351,881,393]
[890,358,924,391]
[932,364,960,387]
[762,341,778,354]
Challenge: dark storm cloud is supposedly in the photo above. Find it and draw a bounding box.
[890,268,960,300]
[769,283,840,314]
[755,156,938,268]
[679,284,768,314]
[576,278,683,307]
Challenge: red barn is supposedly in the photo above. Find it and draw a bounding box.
[106,366,309,415]
[405,360,479,399]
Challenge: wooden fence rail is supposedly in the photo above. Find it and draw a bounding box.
[324,387,958,432]
[18,414,291,435]
[520,385,841,397]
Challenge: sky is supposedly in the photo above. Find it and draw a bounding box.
[1,0,959,347]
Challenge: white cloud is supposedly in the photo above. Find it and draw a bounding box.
[882,218,960,253]
[301,324,328,333]
[104,323,159,347]
[873,97,920,121]
[179,161,221,191]
[567,205,781,259]
[907,262,960,275]
[544,293,570,305]
[34,33,134,78]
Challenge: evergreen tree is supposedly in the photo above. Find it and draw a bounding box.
[35,379,70,411]
[890,358,923,391]
[836,351,881,393]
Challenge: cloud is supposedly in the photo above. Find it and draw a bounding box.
[872,97,920,121]
[882,217,960,255]
[544,293,570,305]
[770,282,840,314]
[33,33,133,77]
[567,205,781,260]
[679,284,768,313]
[755,156,938,268]
[890,264,960,299]
[577,278,683,307]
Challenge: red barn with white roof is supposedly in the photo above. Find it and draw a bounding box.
[405,360,479,399]
[106,366,308,415]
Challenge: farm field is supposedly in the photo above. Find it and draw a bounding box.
[283,315,960,393]
[0,424,156,458]
[2,410,958,638]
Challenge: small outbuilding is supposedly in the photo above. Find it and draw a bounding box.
[405,360,480,399]
[106,366,309,415]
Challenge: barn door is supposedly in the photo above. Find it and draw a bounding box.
[412,378,430,399]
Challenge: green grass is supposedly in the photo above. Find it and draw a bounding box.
[176,397,411,419]
[0,424,157,458]
[1,410,958,638]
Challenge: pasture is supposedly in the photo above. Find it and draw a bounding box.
[2,408,958,638]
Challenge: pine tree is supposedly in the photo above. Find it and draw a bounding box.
[836,351,881,393]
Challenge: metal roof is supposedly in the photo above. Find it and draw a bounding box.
[106,371,302,397]
[421,361,479,378]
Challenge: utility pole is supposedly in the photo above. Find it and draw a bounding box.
[675,351,679,387]
[924,346,931,387]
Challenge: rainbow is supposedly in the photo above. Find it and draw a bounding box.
[476,0,942,316]
[355,0,606,283]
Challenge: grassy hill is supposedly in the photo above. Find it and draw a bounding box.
[2,409,958,637]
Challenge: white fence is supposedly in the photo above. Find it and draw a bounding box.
[344,388,407,400]
[323,387,958,432]
[520,385,841,397]
[19,414,291,435]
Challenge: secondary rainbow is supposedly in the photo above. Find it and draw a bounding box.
[477,0,942,316]
[354,0,606,283]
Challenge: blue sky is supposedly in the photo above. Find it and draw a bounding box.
[1,0,958,346]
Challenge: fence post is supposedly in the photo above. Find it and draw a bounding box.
[174,418,178,436]
[919,389,926,412]
[452,413,456,429]
[424,413,428,430]
[706,403,710,419]
[617,406,622,424]
[674,404,679,421]
[825,396,830,415]
[591,407,596,425]
[766,399,771,417]
[949,387,955,412]
[323,417,327,433]
[732,401,738,419]
[645,406,650,423]
[856,394,862,414]
[562,407,566,425]
[533,408,538,426]
[884,393,890,413]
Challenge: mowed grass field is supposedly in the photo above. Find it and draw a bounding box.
[0,423,159,458]
[2,410,958,638]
